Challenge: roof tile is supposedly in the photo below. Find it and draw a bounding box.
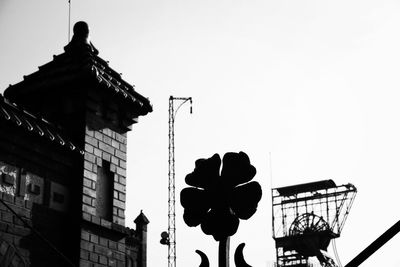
[0,94,83,155]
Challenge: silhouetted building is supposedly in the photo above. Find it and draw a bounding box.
[0,21,152,266]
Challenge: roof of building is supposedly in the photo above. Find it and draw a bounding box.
[0,94,83,155]
[275,179,337,196]
[4,22,152,117]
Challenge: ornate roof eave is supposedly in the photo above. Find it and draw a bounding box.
[88,64,153,116]
[0,94,84,155]
[5,57,152,117]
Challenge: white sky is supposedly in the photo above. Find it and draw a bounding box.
[1,1,400,266]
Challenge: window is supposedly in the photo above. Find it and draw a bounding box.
[96,160,113,220]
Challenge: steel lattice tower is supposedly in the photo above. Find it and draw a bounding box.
[167,96,192,267]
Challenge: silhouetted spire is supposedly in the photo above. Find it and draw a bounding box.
[134,210,150,226]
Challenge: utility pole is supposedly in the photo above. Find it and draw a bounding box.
[161,96,192,267]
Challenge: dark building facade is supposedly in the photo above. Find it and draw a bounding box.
[0,22,152,266]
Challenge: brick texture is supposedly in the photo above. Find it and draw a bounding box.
[80,109,148,267]
[82,124,127,226]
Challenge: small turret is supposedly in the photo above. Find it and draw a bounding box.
[135,210,149,267]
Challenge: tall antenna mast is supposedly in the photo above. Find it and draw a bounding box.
[165,96,192,267]
[68,0,71,42]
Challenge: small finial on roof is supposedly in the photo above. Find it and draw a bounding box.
[64,21,98,55]
[73,21,90,43]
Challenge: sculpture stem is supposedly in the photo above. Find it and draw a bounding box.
[218,236,230,267]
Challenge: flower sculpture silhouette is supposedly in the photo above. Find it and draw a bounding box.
[181,152,262,241]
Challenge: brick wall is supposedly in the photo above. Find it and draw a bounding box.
[80,106,147,267]
[80,229,127,267]
[0,116,148,267]
[0,119,84,266]
[0,191,31,266]
[0,160,79,266]
[81,125,127,226]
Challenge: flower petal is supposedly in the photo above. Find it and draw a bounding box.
[185,154,221,189]
[183,209,207,227]
[181,188,211,227]
[229,181,262,220]
[180,187,210,210]
[221,152,256,187]
[201,208,239,241]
